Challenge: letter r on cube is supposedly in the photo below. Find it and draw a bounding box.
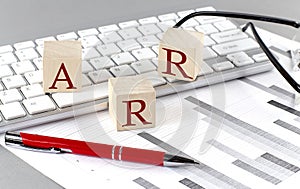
[158,28,204,81]
[122,100,152,127]
[161,47,192,80]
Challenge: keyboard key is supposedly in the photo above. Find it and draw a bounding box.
[151,58,158,66]
[157,20,176,31]
[137,35,160,47]
[23,95,56,114]
[110,65,136,77]
[252,53,269,62]
[118,28,142,40]
[24,70,43,84]
[185,27,195,31]
[198,62,214,76]
[52,82,108,108]
[11,61,35,74]
[98,24,119,33]
[32,58,43,70]
[111,52,135,65]
[78,28,99,37]
[131,60,157,74]
[0,52,17,65]
[36,46,44,56]
[152,46,159,54]
[2,75,27,89]
[119,20,139,29]
[82,47,100,60]
[21,84,44,99]
[210,29,248,43]
[0,45,13,54]
[14,41,35,50]
[214,20,237,31]
[117,39,141,51]
[35,36,56,47]
[212,38,259,56]
[195,16,226,25]
[177,10,195,18]
[88,69,113,83]
[142,71,166,87]
[0,65,13,78]
[80,35,101,48]
[138,24,161,35]
[97,43,121,56]
[0,102,26,120]
[132,48,156,60]
[15,48,39,61]
[98,32,122,44]
[57,32,78,40]
[204,36,216,46]
[82,61,94,73]
[212,61,234,71]
[90,56,115,70]
[203,47,218,60]
[195,24,219,34]
[139,17,159,25]
[227,52,254,67]
[82,74,92,87]
[158,13,178,21]
[0,89,23,104]
[196,6,216,11]
[176,18,198,28]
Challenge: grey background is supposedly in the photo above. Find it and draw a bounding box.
[0,0,299,188]
[0,0,299,46]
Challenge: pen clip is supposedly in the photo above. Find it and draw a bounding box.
[21,146,72,154]
[8,144,72,154]
[5,131,72,154]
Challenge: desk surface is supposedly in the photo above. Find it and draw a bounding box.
[0,0,299,188]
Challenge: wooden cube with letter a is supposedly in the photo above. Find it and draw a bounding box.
[158,28,204,81]
[43,41,82,93]
[108,75,156,131]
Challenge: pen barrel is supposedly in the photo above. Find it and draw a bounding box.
[20,133,165,166]
[114,146,165,166]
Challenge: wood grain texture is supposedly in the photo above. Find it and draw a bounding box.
[43,41,82,92]
[158,28,204,81]
[109,75,156,131]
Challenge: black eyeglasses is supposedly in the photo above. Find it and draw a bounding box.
[173,11,300,93]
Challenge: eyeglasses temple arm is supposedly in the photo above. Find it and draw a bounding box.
[242,22,300,93]
[174,11,300,29]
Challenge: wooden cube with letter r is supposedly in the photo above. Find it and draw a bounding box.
[108,75,156,131]
[158,28,204,81]
[43,41,82,93]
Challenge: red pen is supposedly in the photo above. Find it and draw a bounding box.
[5,132,198,167]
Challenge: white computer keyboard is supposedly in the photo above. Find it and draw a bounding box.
[0,6,273,132]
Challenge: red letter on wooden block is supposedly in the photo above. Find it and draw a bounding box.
[49,63,77,89]
[109,75,156,131]
[43,41,82,93]
[122,100,152,126]
[158,28,204,81]
[161,47,192,80]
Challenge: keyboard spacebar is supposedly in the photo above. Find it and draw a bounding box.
[52,82,108,108]
[212,38,259,56]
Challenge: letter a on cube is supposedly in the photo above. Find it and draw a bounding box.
[108,75,155,131]
[43,41,82,92]
[158,28,204,81]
